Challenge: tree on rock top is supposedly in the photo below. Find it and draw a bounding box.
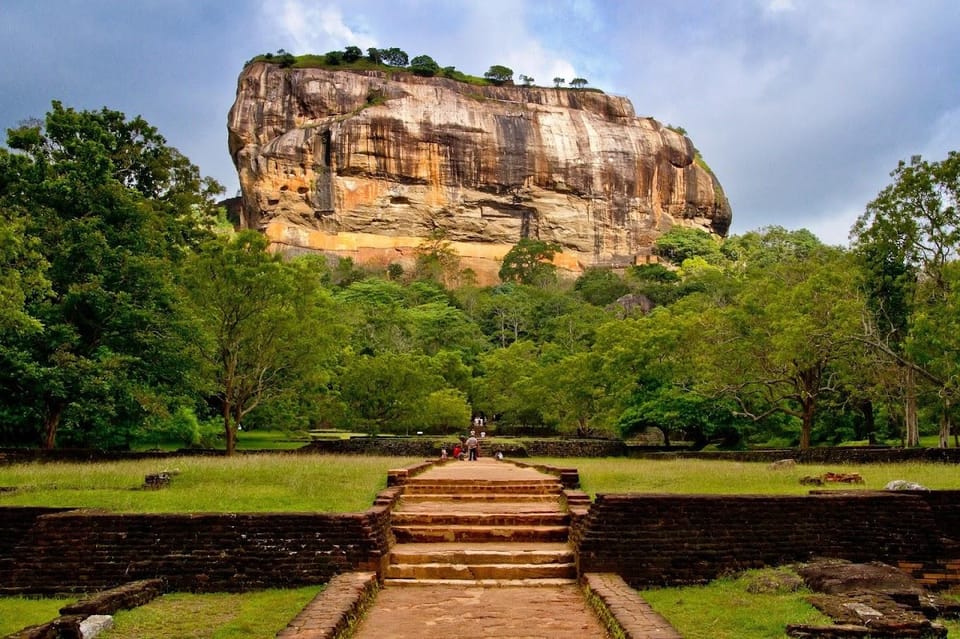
[484,65,514,85]
[410,55,440,77]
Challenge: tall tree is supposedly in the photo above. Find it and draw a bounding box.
[0,102,221,448]
[851,152,960,446]
[179,232,337,454]
[699,243,865,449]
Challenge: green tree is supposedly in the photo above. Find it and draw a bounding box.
[338,352,443,434]
[518,74,534,86]
[484,65,514,85]
[473,341,545,429]
[553,77,565,88]
[851,152,960,446]
[574,268,630,306]
[654,227,721,265]
[0,102,221,448]
[343,46,362,62]
[380,48,409,67]
[366,47,383,64]
[699,246,865,449]
[498,238,562,286]
[410,55,440,77]
[178,232,337,454]
[413,229,460,285]
[570,77,588,89]
[537,350,607,436]
[419,388,471,433]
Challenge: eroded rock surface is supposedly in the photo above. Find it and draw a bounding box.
[787,560,957,639]
[228,63,732,282]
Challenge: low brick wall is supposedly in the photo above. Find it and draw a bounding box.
[576,491,957,588]
[276,572,378,639]
[0,504,394,595]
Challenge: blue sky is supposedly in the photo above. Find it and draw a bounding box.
[1,0,958,244]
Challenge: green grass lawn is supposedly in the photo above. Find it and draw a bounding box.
[0,596,75,636]
[531,457,960,496]
[642,570,960,639]
[0,454,421,512]
[99,587,321,639]
[640,569,830,639]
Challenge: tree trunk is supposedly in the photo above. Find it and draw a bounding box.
[797,367,820,450]
[576,417,588,438]
[223,399,236,456]
[858,400,876,444]
[904,367,919,447]
[800,396,814,450]
[940,398,951,449]
[42,401,65,450]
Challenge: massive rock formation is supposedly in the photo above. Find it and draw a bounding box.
[228,62,731,283]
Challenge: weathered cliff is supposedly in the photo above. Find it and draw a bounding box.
[228,62,731,282]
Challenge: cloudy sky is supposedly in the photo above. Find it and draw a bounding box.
[1,0,958,244]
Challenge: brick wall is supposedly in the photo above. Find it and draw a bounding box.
[0,506,393,595]
[576,492,955,587]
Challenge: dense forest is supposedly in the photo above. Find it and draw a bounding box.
[1,103,958,454]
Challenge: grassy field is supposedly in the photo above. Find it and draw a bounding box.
[641,569,960,639]
[0,454,421,512]
[0,596,75,636]
[98,587,321,639]
[3,455,960,513]
[640,569,829,639]
[531,457,960,496]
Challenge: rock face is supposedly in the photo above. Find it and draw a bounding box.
[228,62,732,283]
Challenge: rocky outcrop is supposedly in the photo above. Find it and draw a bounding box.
[228,62,732,283]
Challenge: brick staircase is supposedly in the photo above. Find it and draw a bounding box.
[385,464,576,586]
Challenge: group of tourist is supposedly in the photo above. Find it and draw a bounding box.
[442,429,502,461]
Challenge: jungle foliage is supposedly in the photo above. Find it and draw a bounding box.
[2,103,958,453]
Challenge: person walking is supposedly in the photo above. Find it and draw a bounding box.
[466,431,479,461]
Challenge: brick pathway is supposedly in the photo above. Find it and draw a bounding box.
[350,583,608,639]
[282,459,684,638]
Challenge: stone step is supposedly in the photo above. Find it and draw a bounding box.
[392,524,569,543]
[400,493,561,503]
[382,577,579,587]
[402,482,563,495]
[389,542,574,566]
[392,511,569,527]
[384,561,576,581]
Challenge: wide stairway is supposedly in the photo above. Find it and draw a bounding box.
[385,458,576,586]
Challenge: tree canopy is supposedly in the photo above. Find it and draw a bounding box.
[1,114,957,454]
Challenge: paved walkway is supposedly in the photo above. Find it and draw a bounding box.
[351,458,611,637]
[351,583,608,638]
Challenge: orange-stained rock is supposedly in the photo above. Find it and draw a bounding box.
[229,63,732,283]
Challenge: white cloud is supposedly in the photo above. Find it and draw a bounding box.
[763,0,796,15]
[263,0,377,54]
